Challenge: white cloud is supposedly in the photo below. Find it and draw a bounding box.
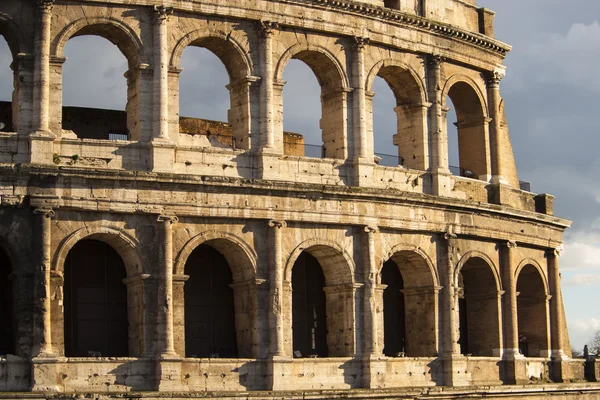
[570,318,600,335]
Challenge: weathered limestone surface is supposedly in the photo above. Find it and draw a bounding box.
[0,0,594,398]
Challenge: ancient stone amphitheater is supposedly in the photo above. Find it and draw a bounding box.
[0,0,598,398]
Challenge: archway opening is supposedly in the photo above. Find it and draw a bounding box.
[64,239,128,357]
[381,259,405,356]
[0,247,13,355]
[281,51,346,159]
[516,265,548,357]
[370,65,425,169]
[457,257,500,356]
[62,35,129,140]
[0,36,13,133]
[179,41,247,149]
[383,251,436,357]
[184,244,238,358]
[445,82,490,180]
[292,252,327,357]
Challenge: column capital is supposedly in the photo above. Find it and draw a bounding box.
[444,225,457,240]
[506,240,518,249]
[427,54,446,68]
[35,0,55,13]
[486,69,505,89]
[351,36,370,50]
[547,243,564,257]
[268,220,287,229]
[258,20,280,37]
[364,225,379,234]
[153,5,174,23]
[34,208,55,219]
[157,215,179,224]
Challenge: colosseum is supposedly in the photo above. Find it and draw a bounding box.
[0,0,598,398]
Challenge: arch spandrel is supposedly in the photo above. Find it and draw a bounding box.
[52,16,145,68]
[284,238,355,286]
[174,230,257,283]
[170,27,253,82]
[53,226,142,277]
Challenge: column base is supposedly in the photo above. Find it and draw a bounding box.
[501,350,528,385]
[29,131,56,165]
[149,139,176,173]
[429,170,452,197]
[350,158,375,187]
[30,356,60,392]
[266,355,293,391]
[257,148,284,181]
[155,356,185,392]
[442,354,471,387]
[362,354,386,389]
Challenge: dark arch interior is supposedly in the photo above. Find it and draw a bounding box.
[64,239,128,357]
[0,246,13,355]
[184,244,238,358]
[292,252,327,357]
[516,265,548,357]
[458,257,499,356]
[382,260,405,356]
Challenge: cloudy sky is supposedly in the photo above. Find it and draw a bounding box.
[0,1,598,351]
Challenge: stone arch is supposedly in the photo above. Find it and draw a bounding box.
[284,238,355,286]
[380,244,439,287]
[53,226,141,277]
[442,74,491,180]
[515,261,550,357]
[170,30,252,82]
[455,252,502,357]
[275,43,349,158]
[0,12,25,58]
[515,258,549,295]
[275,42,349,89]
[454,251,501,291]
[380,245,439,357]
[366,59,428,169]
[53,17,144,67]
[174,230,257,282]
[176,231,258,358]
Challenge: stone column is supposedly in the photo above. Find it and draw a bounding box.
[267,220,292,390]
[149,6,175,173]
[153,5,173,141]
[362,226,386,389]
[363,226,379,356]
[548,248,566,360]
[499,240,526,384]
[440,230,469,386]
[155,215,181,392]
[29,0,55,164]
[157,215,178,357]
[426,55,451,196]
[268,220,286,357]
[351,37,374,187]
[258,21,279,151]
[486,70,509,185]
[32,0,53,134]
[31,207,58,392]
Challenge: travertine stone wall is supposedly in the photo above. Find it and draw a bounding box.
[0,0,588,396]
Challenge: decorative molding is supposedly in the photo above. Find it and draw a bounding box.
[257,20,280,37]
[157,215,179,225]
[268,220,287,229]
[34,208,55,219]
[153,5,174,23]
[35,0,55,12]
